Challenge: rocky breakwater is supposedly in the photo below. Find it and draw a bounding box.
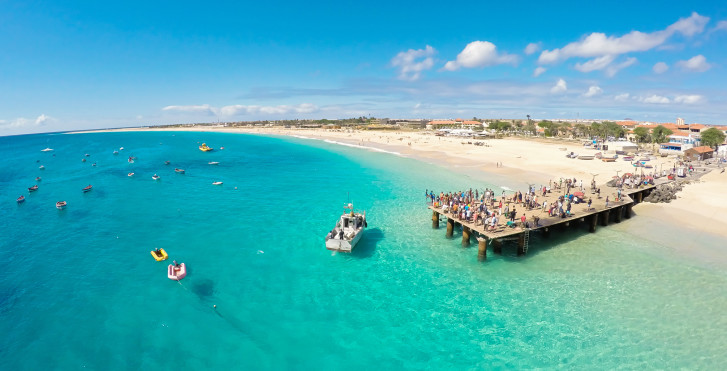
[643,181,688,203]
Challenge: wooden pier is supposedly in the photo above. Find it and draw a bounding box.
[429,181,661,261]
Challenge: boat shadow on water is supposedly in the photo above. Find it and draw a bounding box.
[350,227,384,258]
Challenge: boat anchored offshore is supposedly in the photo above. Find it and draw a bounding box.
[41,148,54,152]
[325,203,367,253]
[17,196,25,203]
[152,174,161,181]
[168,261,186,280]
[175,168,185,174]
[82,184,93,193]
[199,143,213,152]
[56,201,67,209]
[151,248,168,261]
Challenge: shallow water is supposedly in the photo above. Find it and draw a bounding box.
[1,131,725,369]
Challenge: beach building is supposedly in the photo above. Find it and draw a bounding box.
[427,119,482,130]
[684,146,714,161]
[676,117,685,125]
[659,132,700,155]
[605,140,638,153]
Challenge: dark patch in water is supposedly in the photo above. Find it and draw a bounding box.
[192,279,215,299]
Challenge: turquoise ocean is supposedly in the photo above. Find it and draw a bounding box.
[1,131,726,369]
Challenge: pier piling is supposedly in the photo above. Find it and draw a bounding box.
[462,226,472,246]
[432,211,439,229]
[493,239,502,254]
[625,204,632,219]
[477,238,487,261]
[446,218,454,238]
[589,213,598,233]
[615,207,622,223]
[601,210,610,226]
[517,234,526,256]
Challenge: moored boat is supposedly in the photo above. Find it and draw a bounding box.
[199,143,213,152]
[17,196,25,203]
[164,161,170,165]
[174,168,185,174]
[128,156,135,163]
[212,181,223,185]
[151,248,168,261]
[168,262,187,280]
[325,203,367,253]
[208,161,219,165]
[128,172,134,177]
[82,184,93,193]
[152,174,161,180]
[56,201,67,209]
[35,177,41,181]
[113,150,119,155]
[601,157,617,162]
[622,156,634,161]
[39,165,45,170]
[28,185,38,192]
[41,148,53,152]
[577,155,595,160]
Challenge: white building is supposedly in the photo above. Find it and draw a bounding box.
[676,117,685,126]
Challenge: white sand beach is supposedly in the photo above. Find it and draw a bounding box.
[74,125,727,239]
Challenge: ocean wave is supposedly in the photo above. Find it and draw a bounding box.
[322,139,403,157]
[500,186,514,191]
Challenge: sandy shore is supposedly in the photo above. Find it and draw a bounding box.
[72,125,727,239]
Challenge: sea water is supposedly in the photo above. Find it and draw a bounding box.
[1,131,726,369]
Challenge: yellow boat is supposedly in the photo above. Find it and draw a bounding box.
[150,248,168,261]
[199,143,213,152]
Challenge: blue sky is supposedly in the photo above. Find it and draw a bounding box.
[1,0,726,135]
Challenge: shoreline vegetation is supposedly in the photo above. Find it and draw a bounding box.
[68,124,727,243]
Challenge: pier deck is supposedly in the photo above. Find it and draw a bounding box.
[429,179,665,259]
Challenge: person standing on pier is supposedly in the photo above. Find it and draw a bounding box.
[605,196,609,208]
[588,198,592,210]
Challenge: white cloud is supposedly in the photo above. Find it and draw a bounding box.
[162,104,215,114]
[443,41,518,71]
[674,94,704,104]
[550,79,567,94]
[641,95,670,104]
[533,66,547,77]
[219,103,318,116]
[0,114,51,129]
[653,62,669,74]
[524,42,541,55]
[676,55,711,72]
[390,45,437,81]
[35,114,49,125]
[538,12,709,64]
[714,20,727,32]
[614,93,630,101]
[574,55,616,72]
[605,57,637,77]
[583,85,603,97]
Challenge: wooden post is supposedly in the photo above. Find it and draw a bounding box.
[432,211,439,229]
[517,234,526,256]
[636,192,643,203]
[589,213,598,233]
[462,226,471,247]
[601,210,610,226]
[477,238,487,261]
[615,206,622,223]
[446,218,454,238]
[542,227,550,238]
[493,239,502,254]
[625,204,632,219]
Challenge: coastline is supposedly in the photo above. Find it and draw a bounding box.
[70,125,727,243]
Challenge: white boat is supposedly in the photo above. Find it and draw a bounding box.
[208,161,219,165]
[113,150,119,155]
[212,181,223,185]
[41,148,54,152]
[577,155,595,160]
[325,204,367,253]
[152,174,161,180]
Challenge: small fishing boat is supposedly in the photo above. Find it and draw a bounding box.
[644,164,653,169]
[119,147,124,150]
[41,148,54,152]
[150,248,168,261]
[208,161,219,165]
[85,153,90,157]
[622,156,634,161]
[56,201,67,209]
[152,174,161,181]
[639,157,650,162]
[164,161,170,165]
[128,172,135,177]
[601,157,617,162]
[17,196,25,203]
[82,184,93,193]
[39,165,45,170]
[82,158,86,162]
[212,181,223,185]
[577,155,595,160]
[168,262,187,280]
[199,143,213,152]
[113,150,119,155]
[28,185,38,192]
[220,146,225,150]
[174,168,185,174]
[92,162,96,167]
[35,177,41,181]
[128,156,135,163]
[325,203,367,253]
